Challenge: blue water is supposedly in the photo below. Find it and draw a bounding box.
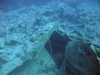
[0,0,54,12]
[0,0,100,12]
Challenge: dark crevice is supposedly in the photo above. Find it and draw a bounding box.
[45,31,71,69]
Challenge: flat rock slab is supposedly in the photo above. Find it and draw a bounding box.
[8,48,59,75]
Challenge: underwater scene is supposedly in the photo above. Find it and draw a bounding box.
[0,0,100,75]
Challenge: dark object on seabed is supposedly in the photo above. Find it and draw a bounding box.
[60,40,100,75]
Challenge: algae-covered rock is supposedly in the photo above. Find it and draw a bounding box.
[60,40,100,75]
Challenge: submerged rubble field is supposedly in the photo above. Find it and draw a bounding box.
[0,0,100,75]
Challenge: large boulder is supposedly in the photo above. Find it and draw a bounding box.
[60,40,100,75]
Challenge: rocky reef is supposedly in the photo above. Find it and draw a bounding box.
[0,0,100,75]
